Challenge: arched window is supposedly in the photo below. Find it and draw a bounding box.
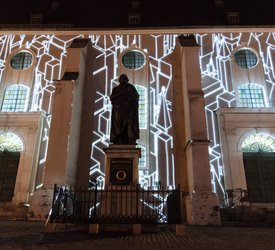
[238,83,266,108]
[1,84,29,112]
[135,85,147,129]
[0,132,23,152]
[242,133,275,153]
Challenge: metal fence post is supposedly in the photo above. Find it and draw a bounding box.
[93,184,98,222]
[49,184,57,223]
[136,184,139,222]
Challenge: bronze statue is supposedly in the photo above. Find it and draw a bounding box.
[110,74,139,145]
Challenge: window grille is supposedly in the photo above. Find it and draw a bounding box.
[242,133,275,153]
[1,84,29,112]
[234,49,258,69]
[214,0,224,8]
[122,50,145,70]
[131,1,140,9]
[238,83,265,108]
[30,14,43,24]
[227,12,240,24]
[0,132,23,152]
[135,85,147,129]
[128,14,140,25]
[11,51,33,70]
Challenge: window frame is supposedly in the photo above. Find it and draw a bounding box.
[122,50,146,70]
[237,83,266,108]
[10,51,34,70]
[1,84,29,112]
[234,48,258,69]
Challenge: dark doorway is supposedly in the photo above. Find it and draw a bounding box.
[0,151,20,202]
[243,153,275,203]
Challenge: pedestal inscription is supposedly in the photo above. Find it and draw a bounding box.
[110,158,133,185]
[103,145,141,186]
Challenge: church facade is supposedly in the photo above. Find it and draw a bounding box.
[0,29,274,224]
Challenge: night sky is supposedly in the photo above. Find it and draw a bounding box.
[0,0,274,28]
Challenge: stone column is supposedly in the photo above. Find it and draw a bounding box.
[28,78,77,220]
[28,39,90,220]
[168,40,189,222]
[42,78,76,188]
[178,35,220,225]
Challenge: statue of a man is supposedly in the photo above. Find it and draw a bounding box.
[110,74,139,145]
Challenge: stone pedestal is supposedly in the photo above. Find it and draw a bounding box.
[100,145,141,231]
[89,224,99,234]
[185,191,220,225]
[103,145,141,187]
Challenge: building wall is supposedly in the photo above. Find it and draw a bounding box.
[0,30,274,221]
[197,32,275,204]
[88,35,176,189]
[0,112,44,200]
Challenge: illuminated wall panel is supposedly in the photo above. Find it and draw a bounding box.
[89,34,176,189]
[1,31,273,202]
[0,34,80,188]
[197,32,275,200]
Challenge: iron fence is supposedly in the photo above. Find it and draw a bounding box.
[49,184,182,225]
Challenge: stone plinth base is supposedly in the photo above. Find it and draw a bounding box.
[89,224,99,234]
[100,185,140,217]
[176,224,185,236]
[132,224,141,234]
[101,145,141,218]
[103,145,141,186]
[45,223,56,233]
[185,191,221,225]
[28,187,54,221]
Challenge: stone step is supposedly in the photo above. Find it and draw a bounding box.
[0,204,28,220]
[220,207,275,227]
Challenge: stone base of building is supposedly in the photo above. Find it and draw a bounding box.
[0,203,28,220]
[27,187,54,221]
[185,191,221,225]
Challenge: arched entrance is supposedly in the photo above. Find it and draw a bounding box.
[242,133,275,203]
[0,132,23,202]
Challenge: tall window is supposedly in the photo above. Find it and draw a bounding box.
[1,84,29,112]
[135,85,147,129]
[138,145,146,168]
[238,83,265,108]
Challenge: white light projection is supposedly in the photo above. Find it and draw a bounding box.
[89,34,176,189]
[0,34,81,188]
[1,32,273,203]
[196,32,275,199]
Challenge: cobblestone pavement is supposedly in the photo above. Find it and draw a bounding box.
[1,220,275,250]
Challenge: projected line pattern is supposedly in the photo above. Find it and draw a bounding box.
[89,34,176,189]
[1,32,273,204]
[0,34,81,188]
[197,32,275,200]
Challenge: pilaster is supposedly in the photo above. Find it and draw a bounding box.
[178,35,221,225]
[28,38,90,220]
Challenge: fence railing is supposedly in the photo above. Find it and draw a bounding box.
[49,184,182,225]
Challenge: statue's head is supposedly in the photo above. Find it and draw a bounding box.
[119,74,129,84]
